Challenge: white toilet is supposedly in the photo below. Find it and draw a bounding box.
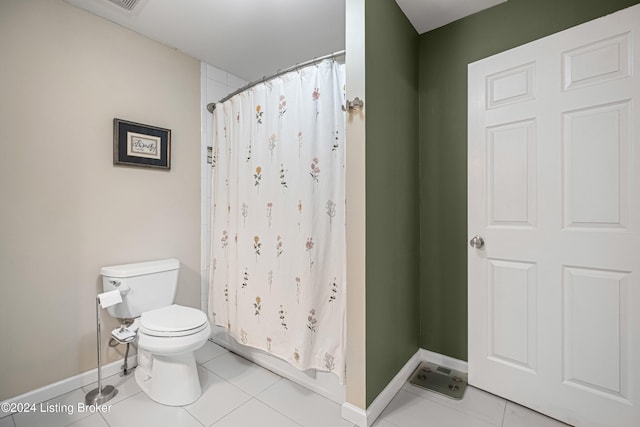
[101,258,211,406]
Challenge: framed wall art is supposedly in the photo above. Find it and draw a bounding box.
[113,118,171,170]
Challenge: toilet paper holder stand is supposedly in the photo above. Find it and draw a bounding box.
[85,291,122,406]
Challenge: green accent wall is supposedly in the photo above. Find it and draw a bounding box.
[365,0,420,406]
[418,0,640,361]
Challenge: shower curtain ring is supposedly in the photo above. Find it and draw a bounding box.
[342,97,364,112]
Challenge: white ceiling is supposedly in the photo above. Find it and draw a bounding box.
[65,0,506,82]
[396,0,506,34]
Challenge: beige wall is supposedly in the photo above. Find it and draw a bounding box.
[345,0,367,411]
[0,0,201,400]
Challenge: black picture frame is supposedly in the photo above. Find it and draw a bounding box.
[113,118,171,170]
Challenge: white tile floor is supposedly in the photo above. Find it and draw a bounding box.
[0,341,571,427]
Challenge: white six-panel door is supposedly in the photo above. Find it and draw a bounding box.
[468,5,639,426]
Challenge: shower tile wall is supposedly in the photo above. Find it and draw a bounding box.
[201,63,247,312]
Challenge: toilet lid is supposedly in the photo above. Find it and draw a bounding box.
[140,304,207,334]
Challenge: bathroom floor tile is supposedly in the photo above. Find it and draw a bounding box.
[0,415,15,427]
[65,413,109,427]
[379,389,497,427]
[371,419,400,427]
[80,372,141,407]
[6,343,592,427]
[211,398,300,427]
[256,378,353,427]
[12,389,92,427]
[101,392,201,427]
[184,366,251,426]
[202,352,281,396]
[195,340,228,364]
[502,401,571,427]
[402,383,506,425]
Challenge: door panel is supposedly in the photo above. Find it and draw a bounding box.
[562,33,631,91]
[488,259,537,371]
[562,266,629,400]
[562,101,629,229]
[488,120,537,226]
[468,5,640,426]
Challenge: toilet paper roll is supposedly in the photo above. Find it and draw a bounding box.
[98,289,122,308]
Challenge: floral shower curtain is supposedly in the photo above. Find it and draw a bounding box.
[209,59,346,381]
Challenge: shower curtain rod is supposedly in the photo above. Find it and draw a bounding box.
[206,50,346,113]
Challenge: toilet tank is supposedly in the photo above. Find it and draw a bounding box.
[100,258,180,319]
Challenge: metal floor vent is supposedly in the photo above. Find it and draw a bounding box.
[105,0,140,12]
[409,361,468,400]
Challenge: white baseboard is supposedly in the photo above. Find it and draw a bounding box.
[0,355,137,410]
[341,402,368,427]
[341,349,422,427]
[419,348,468,373]
[1,344,467,427]
[341,348,467,427]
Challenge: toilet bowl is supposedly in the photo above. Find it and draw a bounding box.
[100,259,211,406]
[135,304,211,406]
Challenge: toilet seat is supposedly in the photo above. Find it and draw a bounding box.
[140,304,208,337]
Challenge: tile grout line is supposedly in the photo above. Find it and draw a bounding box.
[250,377,285,412]
[185,365,254,426]
[96,410,108,427]
[211,397,302,427]
[181,405,206,427]
[195,350,230,367]
[252,380,306,427]
[374,414,402,427]
[401,384,506,427]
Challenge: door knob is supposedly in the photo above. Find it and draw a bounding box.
[469,236,485,249]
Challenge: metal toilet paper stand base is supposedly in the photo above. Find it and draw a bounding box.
[85,295,118,405]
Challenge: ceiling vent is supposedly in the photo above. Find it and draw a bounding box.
[105,0,140,12]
